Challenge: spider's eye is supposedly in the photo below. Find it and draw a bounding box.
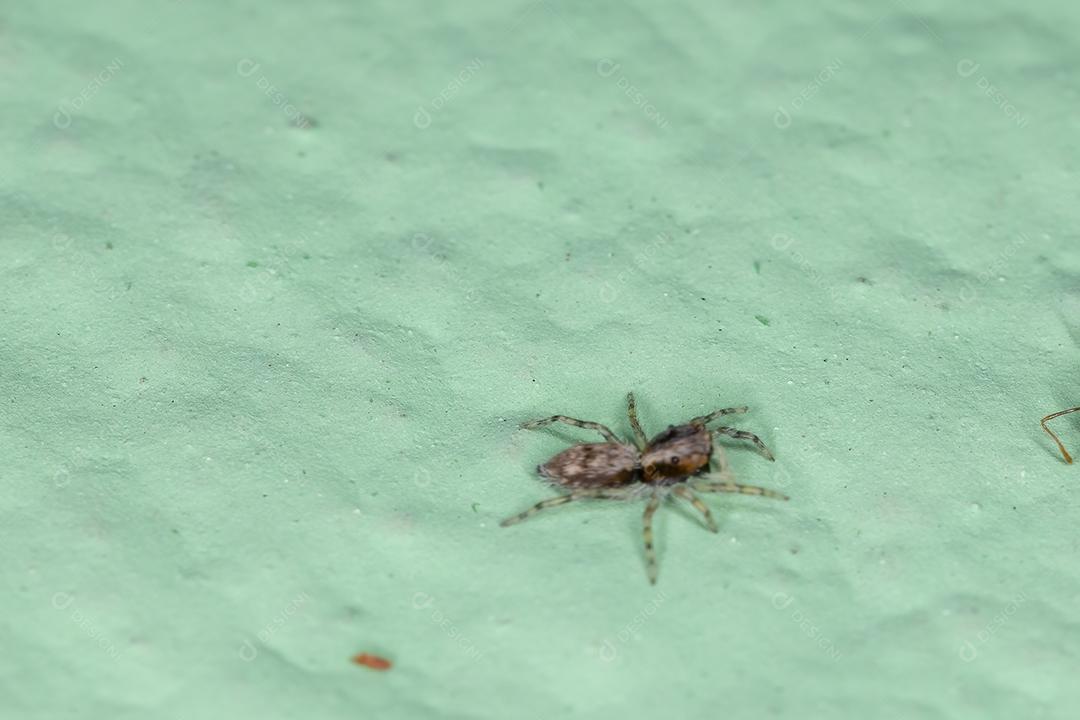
[670,455,680,464]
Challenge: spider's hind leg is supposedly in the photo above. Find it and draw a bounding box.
[500,488,621,527]
[672,485,718,533]
[520,415,621,444]
[642,492,662,584]
[692,478,788,501]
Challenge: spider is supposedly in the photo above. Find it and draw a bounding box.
[1042,406,1080,464]
[501,392,788,584]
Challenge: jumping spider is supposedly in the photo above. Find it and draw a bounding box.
[501,392,787,584]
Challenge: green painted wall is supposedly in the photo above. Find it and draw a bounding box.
[3,1,1078,718]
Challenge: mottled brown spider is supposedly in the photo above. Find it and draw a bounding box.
[501,392,787,584]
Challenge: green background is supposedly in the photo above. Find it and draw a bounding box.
[3,1,1078,718]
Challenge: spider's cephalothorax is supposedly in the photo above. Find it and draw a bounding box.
[640,422,714,484]
[502,392,787,584]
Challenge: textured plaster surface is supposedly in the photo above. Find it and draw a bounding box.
[2,1,1079,718]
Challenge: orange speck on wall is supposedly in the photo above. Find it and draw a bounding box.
[351,653,392,671]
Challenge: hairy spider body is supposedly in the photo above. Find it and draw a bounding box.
[538,423,713,488]
[537,442,638,488]
[502,392,787,584]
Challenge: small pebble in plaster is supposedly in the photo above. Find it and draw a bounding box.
[502,392,786,584]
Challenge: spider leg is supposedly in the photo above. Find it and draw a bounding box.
[626,392,648,449]
[520,415,621,444]
[672,485,718,533]
[710,444,733,475]
[500,488,622,527]
[691,405,748,425]
[1041,406,1080,464]
[691,478,788,501]
[712,427,775,461]
[642,492,662,584]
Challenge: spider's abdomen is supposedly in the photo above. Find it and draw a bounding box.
[641,423,712,483]
[537,442,639,489]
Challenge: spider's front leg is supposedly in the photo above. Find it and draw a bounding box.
[691,476,788,501]
[672,485,718,533]
[709,444,733,476]
[626,392,648,449]
[690,405,748,425]
[712,426,775,461]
